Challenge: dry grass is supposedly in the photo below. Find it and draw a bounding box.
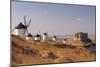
[11,35,96,66]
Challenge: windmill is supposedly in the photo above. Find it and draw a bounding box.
[23,16,31,35]
[34,34,41,41]
[62,39,67,44]
[42,32,48,42]
[52,32,57,41]
[52,35,57,41]
[12,16,31,37]
[26,33,33,40]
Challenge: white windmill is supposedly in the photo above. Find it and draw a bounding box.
[42,33,48,42]
[52,35,56,41]
[34,34,41,41]
[12,16,31,38]
[62,39,67,44]
[26,33,33,40]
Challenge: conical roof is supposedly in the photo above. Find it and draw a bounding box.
[27,33,33,37]
[35,34,41,37]
[43,33,47,35]
[64,39,66,41]
[15,22,26,29]
[53,36,56,38]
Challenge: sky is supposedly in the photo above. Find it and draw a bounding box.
[11,1,96,36]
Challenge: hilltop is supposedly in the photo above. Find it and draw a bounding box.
[11,35,96,66]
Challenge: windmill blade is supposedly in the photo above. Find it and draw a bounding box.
[27,19,31,27]
[26,29,29,35]
[24,16,27,26]
[39,31,41,35]
[38,30,41,36]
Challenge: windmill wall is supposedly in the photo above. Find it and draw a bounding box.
[13,29,26,37]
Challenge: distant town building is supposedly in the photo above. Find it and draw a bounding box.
[74,32,88,41]
[26,33,33,40]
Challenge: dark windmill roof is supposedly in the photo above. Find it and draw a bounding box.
[43,33,47,35]
[35,34,41,37]
[15,22,26,29]
[63,39,66,41]
[27,33,33,37]
[53,36,56,38]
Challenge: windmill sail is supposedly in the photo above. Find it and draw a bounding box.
[23,16,31,35]
[27,19,31,27]
[24,16,26,26]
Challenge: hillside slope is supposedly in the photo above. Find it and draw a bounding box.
[11,35,96,66]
